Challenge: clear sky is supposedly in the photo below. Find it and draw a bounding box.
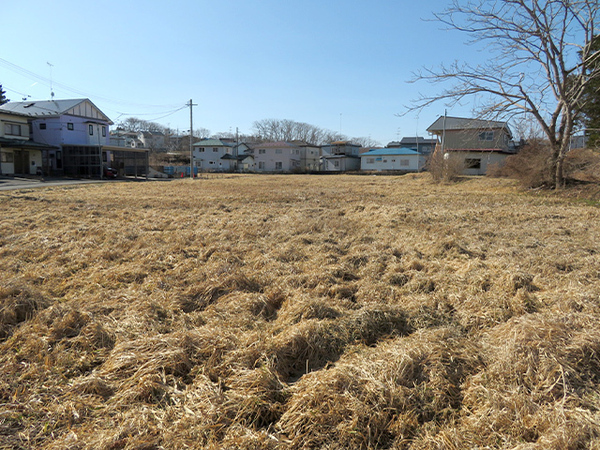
[0,0,486,145]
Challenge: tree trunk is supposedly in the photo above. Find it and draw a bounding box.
[555,156,565,189]
[549,144,561,189]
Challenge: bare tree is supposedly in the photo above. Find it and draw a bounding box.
[252,118,336,145]
[410,0,599,188]
[352,136,382,148]
[117,117,167,134]
[194,128,210,139]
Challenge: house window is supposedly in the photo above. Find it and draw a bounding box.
[275,161,283,170]
[258,161,265,169]
[56,151,62,169]
[40,123,47,130]
[333,160,340,168]
[465,158,481,169]
[102,126,106,137]
[366,158,375,164]
[400,159,410,166]
[209,161,215,165]
[258,149,266,154]
[1,151,14,163]
[199,148,205,152]
[213,147,218,152]
[67,123,74,130]
[89,125,94,135]
[4,123,21,136]
[479,131,494,141]
[275,149,282,154]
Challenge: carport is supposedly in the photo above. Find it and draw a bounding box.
[103,146,149,179]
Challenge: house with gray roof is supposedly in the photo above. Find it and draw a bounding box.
[0,98,148,178]
[320,141,361,172]
[387,137,438,155]
[426,116,516,175]
[0,110,57,176]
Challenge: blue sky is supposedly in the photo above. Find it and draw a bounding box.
[0,0,484,145]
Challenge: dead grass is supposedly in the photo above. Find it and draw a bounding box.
[0,174,599,449]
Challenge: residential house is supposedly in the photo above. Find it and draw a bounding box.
[193,138,235,171]
[232,142,255,172]
[570,134,588,150]
[238,153,255,172]
[286,140,320,172]
[0,110,57,175]
[110,130,144,149]
[321,141,361,172]
[252,141,304,172]
[387,137,438,156]
[360,148,425,172]
[426,116,516,175]
[0,98,148,177]
[138,131,165,150]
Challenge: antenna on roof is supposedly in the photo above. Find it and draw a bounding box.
[47,62,55,100]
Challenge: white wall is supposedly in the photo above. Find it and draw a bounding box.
[361,154,425,171]
[452,151,509,175]
[253,146,301,172]
[193,145,231,170]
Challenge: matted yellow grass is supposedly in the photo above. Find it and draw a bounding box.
[1,174,600,449]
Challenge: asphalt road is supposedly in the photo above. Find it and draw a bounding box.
[0,176,154,191]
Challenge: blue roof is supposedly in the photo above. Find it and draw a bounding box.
[360,148,422,157]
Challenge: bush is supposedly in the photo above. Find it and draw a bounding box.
[427,147,464,182]
[564,148,600,182]
[499,139,554,188]
[500,141,600,188]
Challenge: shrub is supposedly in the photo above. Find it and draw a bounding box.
[563,148,600,183]
[427,147,464,182]
[499,139,554,188]
[499,141,600,188]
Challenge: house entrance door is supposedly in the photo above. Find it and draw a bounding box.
[14,150,30,175]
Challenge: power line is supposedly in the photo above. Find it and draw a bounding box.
[114,106,188,118]
[0,57,182,110]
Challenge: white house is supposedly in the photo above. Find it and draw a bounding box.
[252,141,303,172]
[321,141,361,172]
[360,148,425,172]
[193,138,235,171]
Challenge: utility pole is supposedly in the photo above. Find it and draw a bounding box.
[188,99,197,178]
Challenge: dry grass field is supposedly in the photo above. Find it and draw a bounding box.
[1,174,600,449]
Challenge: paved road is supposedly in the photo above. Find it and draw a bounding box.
[0,176,155,191]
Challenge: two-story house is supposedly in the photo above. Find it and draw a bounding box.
[252,141,306,173]
[0,110,57,176]
[320,141,361,172]
[0,99,149,178]
[289,140,321,172]
[387,137,438,156]
[426,116,516,175]
[193,138,236,171]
